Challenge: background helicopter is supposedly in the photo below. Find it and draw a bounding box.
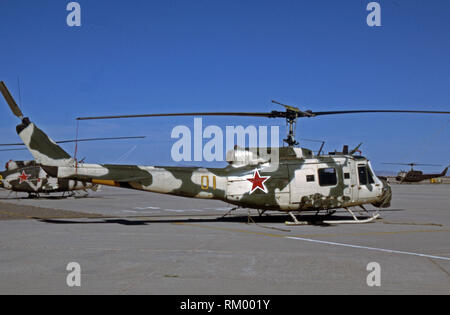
[0,78,147,199]
[382,162,449,183]
[2,80,450,224]
[0,136,146,198]
[0,159,98,198]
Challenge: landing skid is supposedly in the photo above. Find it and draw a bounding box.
[285,206,380,226]
[27,192,41,199]
[61,191,76,198]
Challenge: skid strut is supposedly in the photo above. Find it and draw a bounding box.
[286,212,309,226]
[221,207,238,218]
[285,207,380,226]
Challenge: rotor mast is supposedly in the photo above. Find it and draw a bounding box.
[285,115,298,147]
[271,100,315,147]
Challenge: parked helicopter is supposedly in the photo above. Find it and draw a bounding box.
[0,136,145,198]
[382,162,449,183]
[0,79,146,199]
[0,159,99,198]
[2,80,450,224]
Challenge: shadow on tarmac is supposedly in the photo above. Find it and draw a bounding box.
[35,209,405,227]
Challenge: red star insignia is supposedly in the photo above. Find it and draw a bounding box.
[247,170,270,194]
[18,170,31,184]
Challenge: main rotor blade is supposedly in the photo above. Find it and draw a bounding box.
[0,81,23,118]
[77,109,450,121]
[382,162,442,167]
[76,112,273,120]
[0,148,27,152]
[311,110,450,116]
[0,136,146,147]
[55,136,146,144]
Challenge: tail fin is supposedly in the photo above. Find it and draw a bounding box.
[16,119,75,166]
[441,166,449,177]
[1,81,74,167]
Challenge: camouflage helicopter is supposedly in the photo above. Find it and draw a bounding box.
[0,159,98,198]
[382,162,449,183]
[2,81,450,224]
[0,82,146,198]
[0,136,145,198]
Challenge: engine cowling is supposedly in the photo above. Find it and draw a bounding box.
[226,147,270,167]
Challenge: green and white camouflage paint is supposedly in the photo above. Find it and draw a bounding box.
[13,118,392,212]
[0,159,97,195]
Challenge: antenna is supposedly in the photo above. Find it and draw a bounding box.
[317,141,325,156]
[17,77,22,109]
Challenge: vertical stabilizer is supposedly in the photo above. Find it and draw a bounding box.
[1,81,75,167]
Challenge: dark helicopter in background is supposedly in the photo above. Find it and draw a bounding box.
[382,162,449,183]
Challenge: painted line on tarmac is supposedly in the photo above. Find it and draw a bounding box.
[286,236,450,262]
[289,229,450,238]
[175,223,450,261]
[174,222,450,238]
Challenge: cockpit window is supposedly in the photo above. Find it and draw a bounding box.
[358,165,375,185]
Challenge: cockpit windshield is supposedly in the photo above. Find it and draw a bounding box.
[358,164,375,185]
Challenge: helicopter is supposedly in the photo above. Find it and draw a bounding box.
[0,81,146,199]
[2,80,450,224]
[382,162,449,183]
[0,159,99,198]
[0,136,145,198]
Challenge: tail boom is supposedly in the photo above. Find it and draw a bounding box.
[52,163,227,199]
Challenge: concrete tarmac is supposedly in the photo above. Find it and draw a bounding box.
[0,184,449,294]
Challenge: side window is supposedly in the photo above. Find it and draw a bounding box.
[358,165,375,185]
[318,168,337,186]
[306,175,315,182]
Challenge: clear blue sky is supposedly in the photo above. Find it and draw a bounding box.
[0,0,449,172]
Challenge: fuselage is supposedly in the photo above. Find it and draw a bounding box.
[396,169,447,183]
[11,120,392,211]
[47,154,392,212]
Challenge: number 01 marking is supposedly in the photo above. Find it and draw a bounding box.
[201,175,216,190]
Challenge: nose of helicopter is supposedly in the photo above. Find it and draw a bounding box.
[372,177,392,208]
